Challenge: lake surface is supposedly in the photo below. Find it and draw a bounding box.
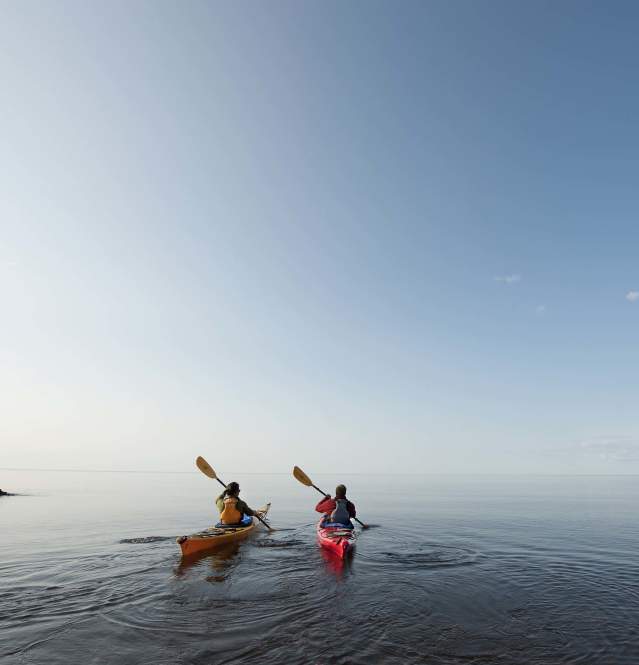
[1,470,638,664]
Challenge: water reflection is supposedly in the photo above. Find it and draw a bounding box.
[319,545,353,578]
[174,541,242,581]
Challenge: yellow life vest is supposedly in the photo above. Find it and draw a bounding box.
[220,496,242,524]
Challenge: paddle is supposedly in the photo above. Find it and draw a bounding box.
[196,456,273,531]
[292,465,369,529]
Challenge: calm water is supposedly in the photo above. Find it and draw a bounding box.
[1,470,638,664]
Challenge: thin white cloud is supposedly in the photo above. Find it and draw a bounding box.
[576,435,639,462]
[535,304,546,315]
[545,435,639,462]
[494,274,521,284]
[626,290,639,302]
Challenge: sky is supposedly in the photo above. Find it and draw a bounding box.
[1,1,638,474]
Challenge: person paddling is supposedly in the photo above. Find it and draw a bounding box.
[216,481,259,525]
[315,484,356,527]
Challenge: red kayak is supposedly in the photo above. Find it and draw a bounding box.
[317,520,357,559]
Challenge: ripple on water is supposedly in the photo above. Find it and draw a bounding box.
[4,497,639,665]
[367,541,479,570]
[252,538,306,548]
[119,536,175,544]
[0,545,173,639]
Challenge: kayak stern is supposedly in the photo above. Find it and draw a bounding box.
[317,521,356,560]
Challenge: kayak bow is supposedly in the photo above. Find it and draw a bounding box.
[177,503,270,557]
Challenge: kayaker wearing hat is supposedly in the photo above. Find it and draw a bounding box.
[216,481,259,525]
[315,484,356,526]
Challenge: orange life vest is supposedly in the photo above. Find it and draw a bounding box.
[220,496,242,524]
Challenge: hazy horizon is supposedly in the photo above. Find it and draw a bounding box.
[2,1,638,475]
[3,467,639,477]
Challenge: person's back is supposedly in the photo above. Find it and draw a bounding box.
[330,498,351,524]
[215,481,257,525]
[220,495,243,524]
[315,484,356,526]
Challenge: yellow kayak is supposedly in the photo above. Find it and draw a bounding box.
[176,504,270,557]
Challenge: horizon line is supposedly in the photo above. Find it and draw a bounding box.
[1,467,638,477]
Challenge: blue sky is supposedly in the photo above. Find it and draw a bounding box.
[1,1,638,473]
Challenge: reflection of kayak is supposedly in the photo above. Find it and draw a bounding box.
[177,503,270,557]
[317,520,356,559]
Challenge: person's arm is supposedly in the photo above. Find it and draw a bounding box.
[236,498,255,516]
[347,501,356,518]
[315,497,335,514]
[215,493,225,513]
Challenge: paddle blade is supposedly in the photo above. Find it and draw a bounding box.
[196,456,217,480]
[293,465,313,487]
